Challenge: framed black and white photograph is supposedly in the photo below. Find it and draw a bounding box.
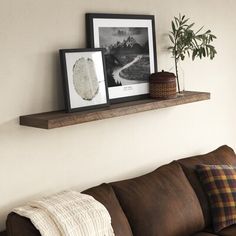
[86,13,157,103]
[59,48,109,112]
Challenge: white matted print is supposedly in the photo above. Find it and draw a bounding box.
[60,49,109,112]
[86,14,157,103]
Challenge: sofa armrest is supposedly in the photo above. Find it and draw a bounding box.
[6,212,40,236]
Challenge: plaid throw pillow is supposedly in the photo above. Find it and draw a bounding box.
[196,165,236,232]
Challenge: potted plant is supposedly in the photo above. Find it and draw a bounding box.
[168,14,217,93]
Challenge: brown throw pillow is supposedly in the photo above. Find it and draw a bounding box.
[196,165,236,232]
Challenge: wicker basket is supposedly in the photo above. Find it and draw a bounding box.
[149,70,177,99]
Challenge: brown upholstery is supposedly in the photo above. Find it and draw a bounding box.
[82,183,133,236]
[111,161,205,236]
[5,145,236,236]
[7,213,40,236]
[217,225,236,236]
[191,233,218,236]
[177,145,236,228]
[7,183,132,236]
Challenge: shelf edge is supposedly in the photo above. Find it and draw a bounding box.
[20,91,211,129]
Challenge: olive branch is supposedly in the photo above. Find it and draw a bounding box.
[168,14,217,93]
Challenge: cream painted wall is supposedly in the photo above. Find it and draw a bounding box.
[0,0,236,231]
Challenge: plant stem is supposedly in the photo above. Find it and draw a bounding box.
[174,56,181,93]
[173,32,181,93]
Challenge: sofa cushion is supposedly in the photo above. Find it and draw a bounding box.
[196,165,236,232]
[82,183,133,236]
[206,224,236,236]
[111,161,205,236]
[217,224,236,236]
[177,145,236,227]
[7,184,132,236]
[191,233,218,236]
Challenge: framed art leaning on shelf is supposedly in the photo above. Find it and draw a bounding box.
[86,13,157,103]
[59,48,109,112]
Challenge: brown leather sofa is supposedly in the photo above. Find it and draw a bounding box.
[5,145,236,236]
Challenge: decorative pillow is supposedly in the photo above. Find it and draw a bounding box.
[196,165,236,232]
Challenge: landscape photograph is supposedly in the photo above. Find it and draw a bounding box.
[99,27,150,87]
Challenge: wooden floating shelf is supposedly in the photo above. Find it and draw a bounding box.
[20,91,210,129]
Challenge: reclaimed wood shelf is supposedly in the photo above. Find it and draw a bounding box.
[20,91,210,129]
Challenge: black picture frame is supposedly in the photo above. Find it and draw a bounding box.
[59,48,109,112]
[86,13,157,103]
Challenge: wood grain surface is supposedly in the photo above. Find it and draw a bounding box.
[20,91,210,129]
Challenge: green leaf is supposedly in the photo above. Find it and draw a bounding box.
[172,21,176,33]
[192,49,197,60]
[169,35,174,43]
[174,17,179,27]
[168,13,217,61]
[202,48,206,57]
[206,47,209,56]
[187,23,195,29]
[181,18,189,25]
[195,26,204,35]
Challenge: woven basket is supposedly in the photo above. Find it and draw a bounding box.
[149,70,177,99]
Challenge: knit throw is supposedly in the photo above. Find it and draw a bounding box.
[13,190,115,236]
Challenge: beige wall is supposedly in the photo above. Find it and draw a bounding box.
[0,0,236,231]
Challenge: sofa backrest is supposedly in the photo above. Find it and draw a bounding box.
[111,161,205,236]
[6,146,236,236]
[177,145,236,228]
[7,183,133,236]
[82,183,133,236]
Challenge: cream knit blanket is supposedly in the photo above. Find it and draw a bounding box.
[13,191,115,236]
